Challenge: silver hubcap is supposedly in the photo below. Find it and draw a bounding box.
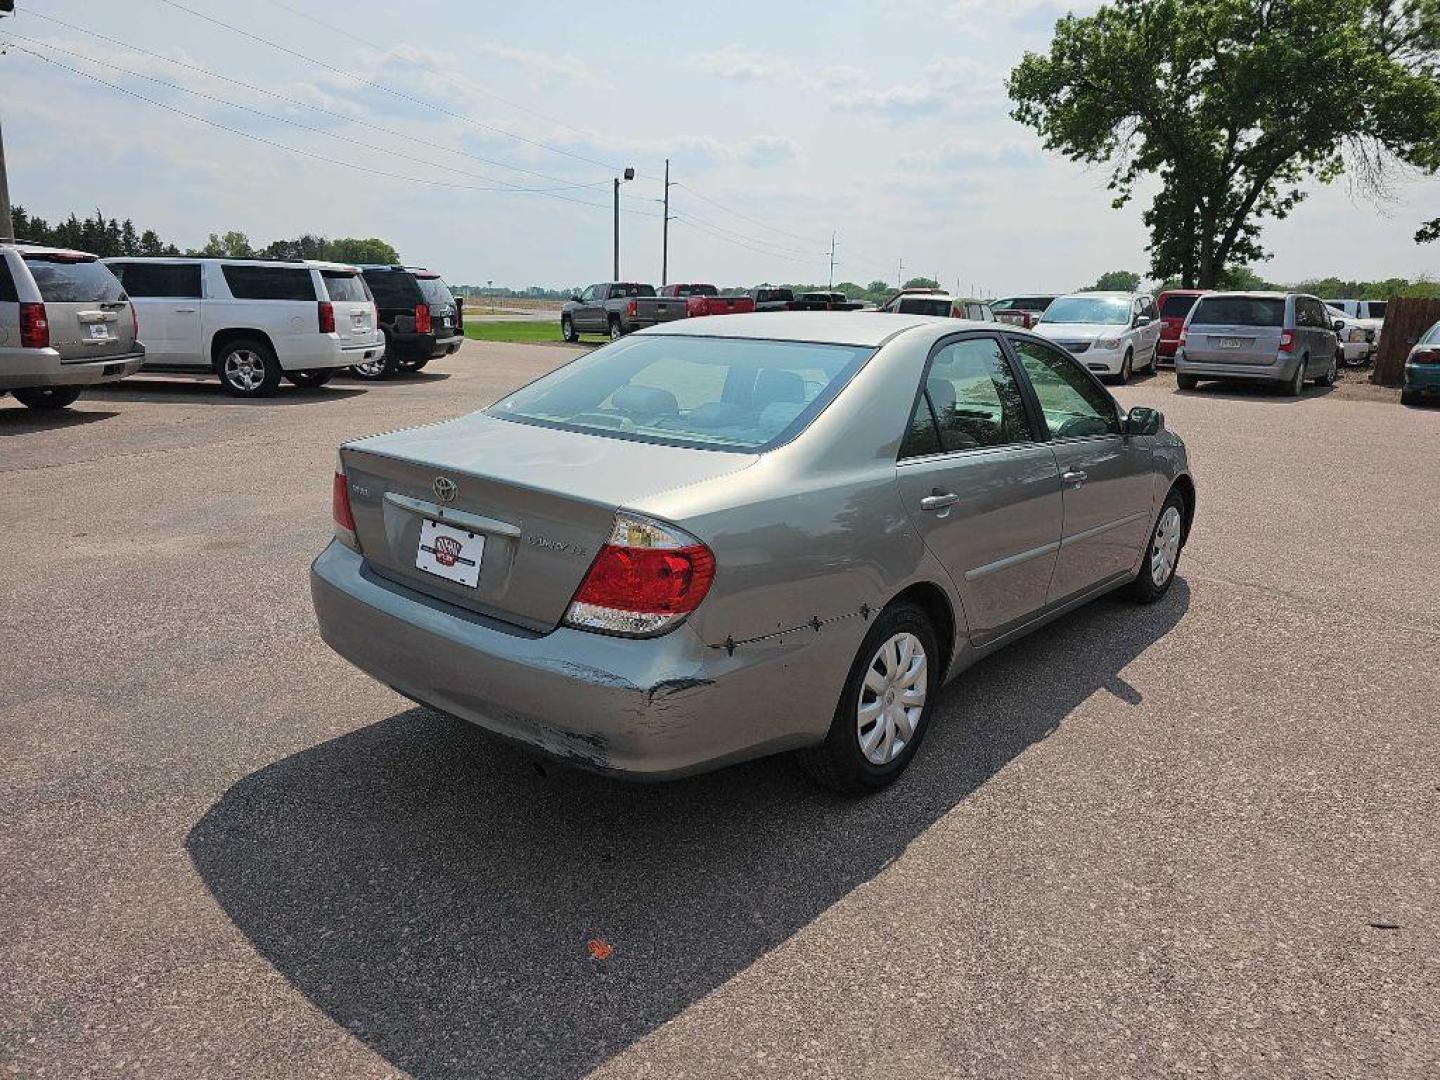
[223,350,266,391]
[354,357,385,376]
[609,323,621,340]
[1150,506,1182,587]
[857,632,927,766]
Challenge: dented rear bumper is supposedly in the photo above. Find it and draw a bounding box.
[310,541,850,778]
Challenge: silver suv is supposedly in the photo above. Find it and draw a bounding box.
[1176,291,1338,396]
[0,243,144,410]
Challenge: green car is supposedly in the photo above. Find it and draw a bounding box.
[1402,319,1440,406]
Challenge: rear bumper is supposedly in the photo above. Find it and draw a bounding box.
[1175,351,1300,383]
[310,541,839,779]
[1404,365,1440,394]
[0,347,145,390]
[391,332,463,360]
[1157,338,1179,361]
[280,335,383,372]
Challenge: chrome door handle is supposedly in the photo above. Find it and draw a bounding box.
[175,307,197,312]
[1062,470,1088,485]
[920,491,959,511]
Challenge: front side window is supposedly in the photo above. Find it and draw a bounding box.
[902,336,1033,457]
[1039,296,1131,325]
[221,265,315,301]
[1010,337,1121,439]
[23,256,126,303]
[489,335,874,452]
[111,262,202,299]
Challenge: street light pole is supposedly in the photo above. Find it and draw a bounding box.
[0,3,14,243]
[661,158,670,287]
[612,165,634,280]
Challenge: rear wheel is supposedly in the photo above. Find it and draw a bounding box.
[1282,356,1307,396]
[1401,388,1420,406]
[561,315,578,342]
[215,339,281,397]
[797,601,939,794]
[287,369,335,389]
[608,316,623,341]
[400,356,431,372]
[1177,372,1199,391]
[349,333,397,380]
[13,386,83,411]
[1126,490,1186,603]
[1316,352,1337,387]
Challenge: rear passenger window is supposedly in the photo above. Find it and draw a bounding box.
[0,258,17,303]
[112,262,201,299]
[221,265,315,301]
[904,336,1033,457]
[1010,337,1120,439]
[321,271,370,302]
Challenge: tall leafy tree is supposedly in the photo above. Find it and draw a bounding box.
[1085,269,1142,291]
[1008,0,1440,287]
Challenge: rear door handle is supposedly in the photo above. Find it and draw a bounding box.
[920,491,959,511]
[175,307,197,313]
[1062,470,1088,486]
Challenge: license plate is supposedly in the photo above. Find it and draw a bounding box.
[1219,337,1244,349]
[352,312,368,327]
[416,519,484,587]
[88,323,110,340]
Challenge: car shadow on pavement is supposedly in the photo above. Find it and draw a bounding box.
[0,407,119,434]
[187,580,1189,1080]
[89,380,367,405]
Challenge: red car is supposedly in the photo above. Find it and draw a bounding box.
[1155,289,1207,364]
[657,283,756,317]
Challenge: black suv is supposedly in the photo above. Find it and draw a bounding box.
[352,265,464,378]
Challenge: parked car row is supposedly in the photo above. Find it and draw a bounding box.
[0,242,467,408]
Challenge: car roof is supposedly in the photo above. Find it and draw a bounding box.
[8,242,99,259]
[1198,290,1296,298]
[1157,288,1207,296]
[638,310,1002,347]
[1064,290,1141,298]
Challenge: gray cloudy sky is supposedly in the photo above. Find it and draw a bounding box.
[4,0,1438,291]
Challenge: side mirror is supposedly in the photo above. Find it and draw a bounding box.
[570,292,582,302]
[1332,320,1345,332]
[1134,314,1153,328]
[1123,406,1163,436]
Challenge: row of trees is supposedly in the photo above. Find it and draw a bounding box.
[1085,266,1440,299]
[10,208,399,265]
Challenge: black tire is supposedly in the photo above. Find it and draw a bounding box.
[1177,372,1199,391]
[13,386,83,411]
[287,369,335,389]
[214,338,281,397]
[349,333,398,381]
[797,601,940,794]
[1316,353,1337,387]
[1126,488,1186,603]
[1401,388,1420,406]
[1115,349,1133,385]
[608,316,623,341]
[400,356,431,372]
[1280,357,1306,397]
[562,316,578,343]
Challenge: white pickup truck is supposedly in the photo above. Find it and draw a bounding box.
[1325,299,1385,364]
[104,257,383,396]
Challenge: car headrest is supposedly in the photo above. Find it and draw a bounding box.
[753,369,805,409]
[612,384,679,418]
[926,377,957,413]
[686,401,749,429]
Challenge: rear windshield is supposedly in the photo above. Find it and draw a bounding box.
[321,270,371,303]
[756,288,793,303]
[1039,296,1130,325]
[995,296,1055,312]
[1160,293,1201,318]
[897,297,953,317]
[672,284,718,297]
[488,334,875,452]
[1191,296,1285,326]
[222,264,316,301]
[1368,301,1388,318]
[24,256,125,303]
[415,276,456,308]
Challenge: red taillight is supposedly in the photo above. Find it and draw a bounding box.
[414,303,432,334]
[19,303,49,349]
[1278,330,1296,353]
[1412,348,1440,365]
[627,299,638,317]
[565,515,715,636]
[332,470,355,532]
[318,301,335,334]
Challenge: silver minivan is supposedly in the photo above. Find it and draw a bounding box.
[0,244,144,410]
[1176,292,1338,396]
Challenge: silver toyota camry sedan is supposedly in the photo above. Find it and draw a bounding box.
[311,313,1194,792]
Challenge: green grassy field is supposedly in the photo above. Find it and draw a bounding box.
[463,320,586,345]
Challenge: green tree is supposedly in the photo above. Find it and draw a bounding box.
[903,276,941,290]
[325,237,399,264]
[199,231,255,258]
[1085,269,1142,291]
[1008,0,1440,287]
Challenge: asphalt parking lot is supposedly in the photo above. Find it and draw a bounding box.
[3,342,1437,1079]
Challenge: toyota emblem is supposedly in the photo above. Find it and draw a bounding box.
[433,476,457,503]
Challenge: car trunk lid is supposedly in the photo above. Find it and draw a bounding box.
[1185,323,1284,364]
[320,269,380,347]
[23,254,137,361]
[415,274,461,339]
[341,413,758,631]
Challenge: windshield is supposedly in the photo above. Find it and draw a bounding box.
[24,256,125,303]
[416,276,456,308]
[1039,296,1130,325]
[488,334,874,452]
[1191,296,1285,326]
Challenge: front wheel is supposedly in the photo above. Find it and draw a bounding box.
[1114,350,1133,385]
[797,602,939,794]
[1177,372,1199,391]
[1126,490,1186,603]
[216,339,281,397]
[13,386,83,410]
[287,369,335,389]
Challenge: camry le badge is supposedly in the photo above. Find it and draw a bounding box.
[433,476,457,503]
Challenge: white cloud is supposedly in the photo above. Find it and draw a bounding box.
[688,46,792,82]
[831,58,1002,118]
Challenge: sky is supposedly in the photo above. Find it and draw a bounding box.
[3,0,1439,294]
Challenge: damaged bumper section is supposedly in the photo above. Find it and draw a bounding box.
[310,541,856,779]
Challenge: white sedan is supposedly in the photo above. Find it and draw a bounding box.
[1033,292,1162,384]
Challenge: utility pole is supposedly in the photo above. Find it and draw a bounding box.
[897,257,905,289]
[0,2,14,243]
[828,231,836,290]
[661,158,670,287]
[612,165,634,280]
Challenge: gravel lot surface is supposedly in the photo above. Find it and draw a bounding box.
[2,344,1437,1079]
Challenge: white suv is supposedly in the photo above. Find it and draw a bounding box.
[1,243,145,410]
[103,257,383,396]
[1033,291,1162,384]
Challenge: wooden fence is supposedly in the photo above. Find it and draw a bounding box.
[1371,297,1440,386]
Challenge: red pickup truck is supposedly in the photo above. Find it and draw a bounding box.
[658,283,756,317]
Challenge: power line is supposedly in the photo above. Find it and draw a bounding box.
[3,39,663,218]
[20,8,612,191]
[154,0,624,173]
[669,213,824,266]
[671,181,828,247]
[4,31,610,198]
